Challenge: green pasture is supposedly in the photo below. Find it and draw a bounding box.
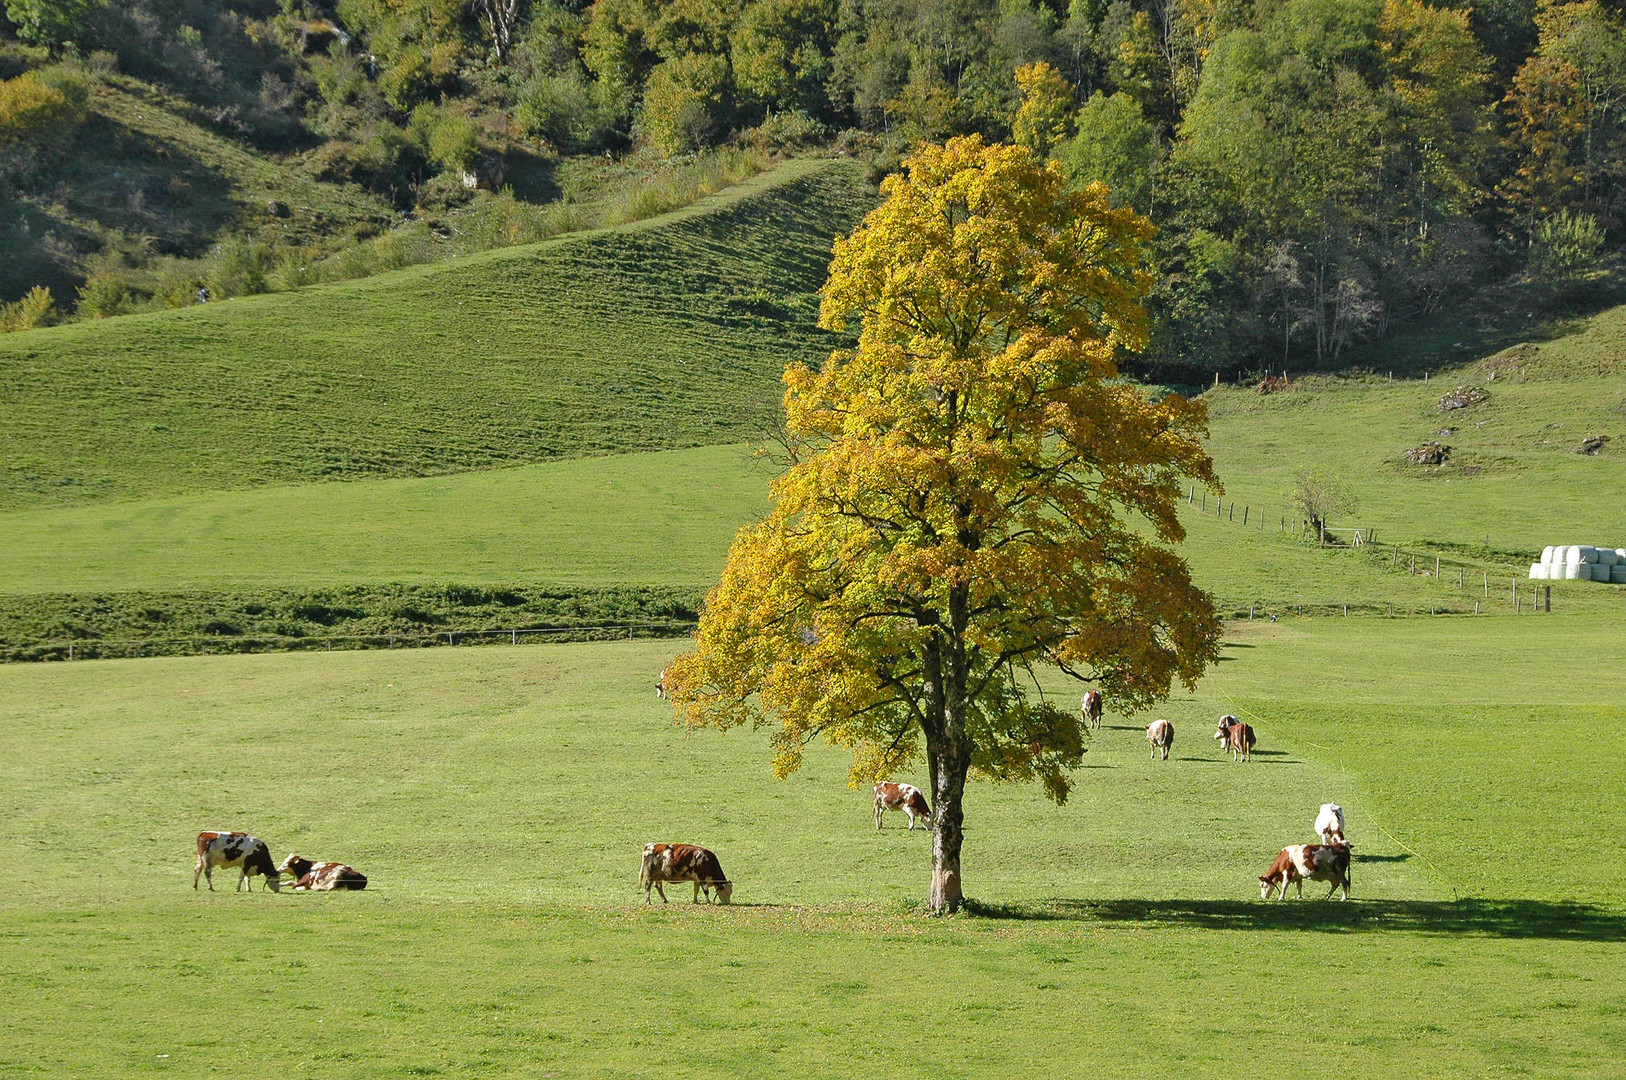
[1,438,1619,623]
[2,620,1622,1077]
[1202,303,1626,552]
[0,158,872,511]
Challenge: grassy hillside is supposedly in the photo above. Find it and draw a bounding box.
[0,157,873,510]
[1,625,1621,1076]
[1202,302,1626,553]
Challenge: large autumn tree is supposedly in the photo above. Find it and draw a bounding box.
[666,136,1222,913]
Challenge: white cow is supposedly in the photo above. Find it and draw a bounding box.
[1315,803,1346,845]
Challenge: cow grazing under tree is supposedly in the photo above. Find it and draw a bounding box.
[640,843,732,904]
[1145,720,1174,760]
[194,831,282,892]
[1214,715,1256,762]
[873,781,932,830]
[1080,691,1103,730]
[656,666,672,699]
[1259,841,1352,900]
[277,854,368,891]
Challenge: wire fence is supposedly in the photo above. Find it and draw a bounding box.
[7,620,699,664]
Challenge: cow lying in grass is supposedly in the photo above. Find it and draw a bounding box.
[640,843,731,904]
[277,854,368,891]
[1260,841,1351,901]
[194,831,282,892]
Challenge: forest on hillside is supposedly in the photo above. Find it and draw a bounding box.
[0,0,1622,373]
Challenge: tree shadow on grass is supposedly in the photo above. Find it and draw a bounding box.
[961,897,1626,940]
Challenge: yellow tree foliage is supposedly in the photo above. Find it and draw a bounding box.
[1012,61,1073,159]
[666,136,1222,912]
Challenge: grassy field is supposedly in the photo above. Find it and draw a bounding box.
[1,436,1618,627]
[1,620,1622,1077]
[0,158,873,510]
[1202,303,1626,553]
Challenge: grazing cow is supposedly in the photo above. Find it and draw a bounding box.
[193,831,282,892]
[1146,719,1174,760]
[873,781,932,831]
[277,854,368,891]
[640,843,732,904]
[1214,714,1256,762]
[656,665,672,699]
[1080,691,1103,730]
[1315,803,1346,845]
[1259,841,1352,901]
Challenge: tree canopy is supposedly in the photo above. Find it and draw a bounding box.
[666,136,1222,912]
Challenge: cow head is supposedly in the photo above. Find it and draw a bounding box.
[1259,875,1275,900]
[277,853,313,883]
[714,880,733,905]
[1215,715,1239,739]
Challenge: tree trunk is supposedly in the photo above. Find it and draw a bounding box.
[929,754,967,913]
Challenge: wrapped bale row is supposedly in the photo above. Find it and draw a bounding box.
[1530,545,1626,582]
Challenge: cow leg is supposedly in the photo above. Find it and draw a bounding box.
[905,809,916,831]
[874,804,883,831]
[194,859,204,890]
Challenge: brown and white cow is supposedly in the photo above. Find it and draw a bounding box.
[277,854,368,891]
[1214,714,1256,762]
[640,843,732,904]
[655,665,671,699]
[1081,691,1103,730]
[1146,719,1174,760]
[1259,841,1351,901]
[873,781,931,831]
[194,831,282,892]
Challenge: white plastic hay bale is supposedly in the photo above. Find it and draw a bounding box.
[1529,563,1544,579]
[1564,545,1584,564]
[1616,549,1626,561]
[1562,562,1585,580]
[1541,545,1555,564]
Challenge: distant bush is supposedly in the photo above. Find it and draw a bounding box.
[638,53,731,158]
[205,237,274,299]
[1528,211,1608,298]
[74,274,133,319]
[740,111,828,153]
[0,285,60,332]
[517,71,617,153]
[0,68,89,152]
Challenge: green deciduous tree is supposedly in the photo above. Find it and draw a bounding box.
[1057,89,1158,210]
[666,137,1221,913]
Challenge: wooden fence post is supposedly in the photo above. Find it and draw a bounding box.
[1243,506,1249,526]
[1435,556,1441,577]
[1545,585,1551,612]
[1483,572,1488,597]
[1230,503,1235,521]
